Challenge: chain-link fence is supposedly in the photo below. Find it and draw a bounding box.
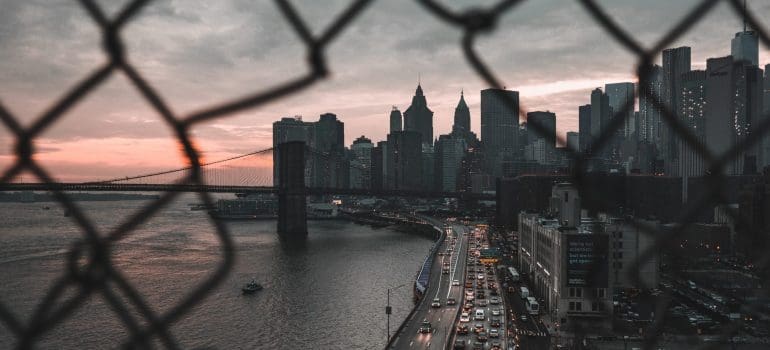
[0,0,768,349]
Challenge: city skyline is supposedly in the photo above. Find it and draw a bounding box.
[1,0,769,181]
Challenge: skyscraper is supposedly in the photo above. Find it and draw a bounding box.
[312,113,346,188]
[386,131,423,190]
[678,71,707,188]
[350,136,373,189]
[403,84,434,146]
[435,134,468,192]
[453,90,471,133]
[578,104,592,152]
[662,47,692,174]
[389,107,402,133]
[526,111,557,163]
[566,132,580,152]
[590,88,610,157]
[731,1,759,66]
[763,65,770,167]
[705,56,743,175]
[481,88,520,175]
[605,82,636,142]
[272,116,314,186]
[639,65,663,144]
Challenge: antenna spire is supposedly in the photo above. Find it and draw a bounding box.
[418,72,421,85]
[743,0,747,32]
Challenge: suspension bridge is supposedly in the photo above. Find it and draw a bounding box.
[0,143,495,200]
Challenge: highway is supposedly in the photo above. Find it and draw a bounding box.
[391,222,470,349]
[449,225,511,350]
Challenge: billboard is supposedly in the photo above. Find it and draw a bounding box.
[565,234,609,287]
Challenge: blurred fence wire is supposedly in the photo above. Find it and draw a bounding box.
[0,0,768,349]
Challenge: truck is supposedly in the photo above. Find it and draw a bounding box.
[520,286,530,299]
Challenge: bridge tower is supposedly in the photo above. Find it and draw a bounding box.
[277,141,308,237]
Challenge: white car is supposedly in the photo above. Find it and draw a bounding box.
[478,274,485,280]
[489,328,500,338]
[460,312,470,322]
[490,297,500,305]
[431,298,441,308]
[491,308,501,316]
[452,280,460,286]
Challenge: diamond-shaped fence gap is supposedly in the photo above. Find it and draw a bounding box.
[591,0,715,50]
[466,0,638,148]
[119,0,309,118]
[0,1,105,129]
[33,73,194,186]
[104,192,231,316]
[114,191,235,349]
[0,197,104,348]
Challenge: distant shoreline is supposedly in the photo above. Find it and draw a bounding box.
[0,192,161,202]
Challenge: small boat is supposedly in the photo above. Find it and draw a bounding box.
[242,280,263,294]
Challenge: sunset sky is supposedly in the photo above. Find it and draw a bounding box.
[1,0,769,182]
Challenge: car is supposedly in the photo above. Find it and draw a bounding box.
[477,331,488,342]
[477,299,488,307]
[453,339,467,349]
[490,317,501,327]
[490,297,500,304]
[490,289,499,296]
[466,290,475,296]
[457,324,469,335]
[466,294,475,301]
[472,341,484,350]
[443,268,450,274]
[431,298,441,308]
[468,275,475,280]
[478,274,485,280]
[453,279,460,286]
[473,323,485,333]
[460,312,470,322]
[419,320,432,333]
[447,297,457,305]
[489,341,502,350]
[489,328,500,338]
[520,314,528,322]
[491,308,501,316]
[465,282,473,288]
[463,302,474,311]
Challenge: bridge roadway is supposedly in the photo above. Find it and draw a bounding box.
[390,222,470,350]
[0,183,495,200]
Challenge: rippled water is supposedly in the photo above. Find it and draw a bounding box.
[0,195,433,349]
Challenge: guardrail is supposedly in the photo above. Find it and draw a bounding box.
[385,216,445,349]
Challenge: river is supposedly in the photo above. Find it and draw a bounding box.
[0,194,434,349]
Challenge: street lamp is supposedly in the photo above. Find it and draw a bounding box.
[387,283,408,345]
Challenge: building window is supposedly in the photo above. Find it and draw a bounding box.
[569,301,575,311]
[617,241,623,249]
[576,288,582,298]
[592,302,598,311]
[575,302,582,311]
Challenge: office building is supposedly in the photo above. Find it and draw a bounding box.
[312,113,346,188]
[662,47,692,174]
[389,107,402,133]
[526,111,557,164]
[435,134,468,192]
[272,116,314,186]
[350,136,373,189]
[639,65,663,144]
[386,131,423,190]
[481,88,520,175]
[605,82,636,142]
[590,88,611,158]
[731,11,759,66]
[763,65,770,167]
[518,183,659,329]
[578,104,591,152]
[453,91,471,133]
[678,70,707,195]
[566,132,579,153]
[403,84,434,146]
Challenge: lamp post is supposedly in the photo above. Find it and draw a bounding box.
[387,283,407,345]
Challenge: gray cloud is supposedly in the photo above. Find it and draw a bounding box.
[0,0,769,176]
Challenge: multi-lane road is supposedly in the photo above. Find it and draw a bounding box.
[391,222,470,349]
